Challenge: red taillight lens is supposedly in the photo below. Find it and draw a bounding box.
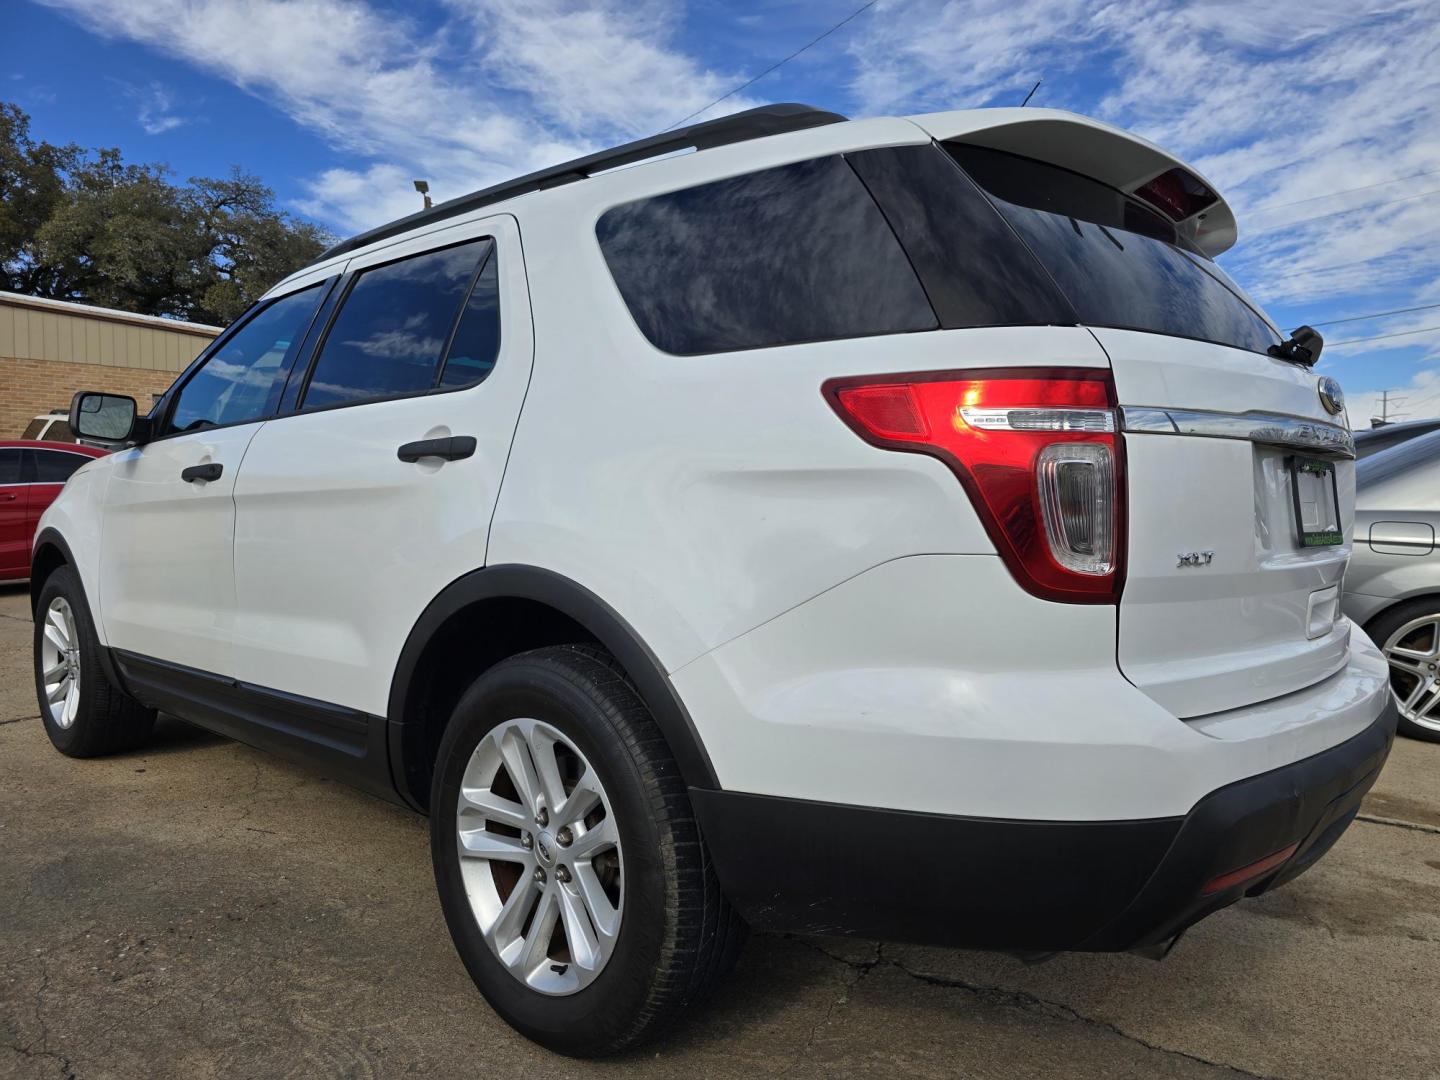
[825,368,1124,604]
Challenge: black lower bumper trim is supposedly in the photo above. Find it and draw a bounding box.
[692,698,1397,953]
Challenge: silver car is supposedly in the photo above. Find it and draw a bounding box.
[1343,428,1440,741]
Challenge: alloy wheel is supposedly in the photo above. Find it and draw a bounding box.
[1382,614,1440,733]
[40,597,81,729]
[456,718,623,995]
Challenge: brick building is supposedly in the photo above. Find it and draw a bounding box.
[0,291,220,437]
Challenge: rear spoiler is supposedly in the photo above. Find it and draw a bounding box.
[906,108,1238,257]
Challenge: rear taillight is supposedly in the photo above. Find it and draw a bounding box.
[824,368,1124,604]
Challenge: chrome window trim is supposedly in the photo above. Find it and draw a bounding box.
[1120,407,1355,459]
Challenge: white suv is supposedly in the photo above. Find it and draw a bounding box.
[32,104,1396,1056]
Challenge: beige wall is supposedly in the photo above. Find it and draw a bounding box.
[0,293,219,438]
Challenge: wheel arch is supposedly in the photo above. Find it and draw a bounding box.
[30,528,78,616]
[387,564,719,811]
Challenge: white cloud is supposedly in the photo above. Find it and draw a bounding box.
[846,0,1440,388]
[111,78,188,134]
[40,0,758,233]
[1345,367,1440,427]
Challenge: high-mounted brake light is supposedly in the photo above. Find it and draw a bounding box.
[1133,167,1217,222]
[824,369,1124,604]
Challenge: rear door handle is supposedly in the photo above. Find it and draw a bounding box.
[181,463,223,483]
[0,492,16,502]
[397,436,477,463]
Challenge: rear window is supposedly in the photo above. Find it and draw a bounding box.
[1358,429,1440,510]
[21,419,46,440]
[34,449,90,483]
[946,144,1281,356]
[596,156,937,355]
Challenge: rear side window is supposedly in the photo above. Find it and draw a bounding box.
[303,239,491,409]
[0,449,19,485]
[44,421,75,443]
[33,450,89,483]
[597,156,937,355]
[21,419,46,440]
[947,144,1280,356]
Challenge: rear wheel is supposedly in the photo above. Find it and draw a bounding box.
[1369,599,1440,743]
[429,645,745,1056]
[33,566,156,757]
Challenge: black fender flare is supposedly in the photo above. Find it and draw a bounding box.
[386,564,719,808]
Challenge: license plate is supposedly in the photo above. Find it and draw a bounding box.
[1288,456,1342,547]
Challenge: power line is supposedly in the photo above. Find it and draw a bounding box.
[664,1,879,132]
[1330,324,1440,347]
[1248,186,1440,235]
[1251,167,1440,214]
[1312,302,1440,328]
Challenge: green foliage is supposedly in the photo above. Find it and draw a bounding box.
[0,101,334,326]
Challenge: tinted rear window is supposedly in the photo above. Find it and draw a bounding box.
[947,144,1280,356]
[21,419,46,440]
[846,145,1074,329]
[34,449,89,483]
[596,156,937,355]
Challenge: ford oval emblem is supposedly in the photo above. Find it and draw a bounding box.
[1317,376,1344,416]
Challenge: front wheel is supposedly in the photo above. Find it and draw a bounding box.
[33,566,156,757]
[1370,598,1440,743]
[429,645,745,1056]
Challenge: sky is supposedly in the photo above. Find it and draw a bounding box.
[4,0,1439,423]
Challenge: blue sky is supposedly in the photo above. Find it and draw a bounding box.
[5,0,1439,422]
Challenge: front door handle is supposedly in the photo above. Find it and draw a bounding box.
[397,436,477,463]
[181,463,223,483]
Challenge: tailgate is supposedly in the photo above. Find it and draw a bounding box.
[1102,329,1354,717]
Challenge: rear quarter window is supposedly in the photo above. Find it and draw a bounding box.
[596,155,938,355]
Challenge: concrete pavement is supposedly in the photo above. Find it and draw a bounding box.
[2,580,1437,1079]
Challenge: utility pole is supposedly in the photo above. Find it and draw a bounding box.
[1372,389,1406,427]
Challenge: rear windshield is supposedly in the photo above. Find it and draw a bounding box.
[946,144,1281,356]
[1357,429,1440,509]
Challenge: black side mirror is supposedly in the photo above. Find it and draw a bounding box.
[69,392,148,448]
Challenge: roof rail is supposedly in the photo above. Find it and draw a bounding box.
[310,103,848,265]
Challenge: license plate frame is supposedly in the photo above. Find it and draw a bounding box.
[1288,455,1343,547]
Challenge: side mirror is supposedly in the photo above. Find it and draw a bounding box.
[68,392,148,448]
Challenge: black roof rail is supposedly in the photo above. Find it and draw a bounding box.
[310,103,848,265]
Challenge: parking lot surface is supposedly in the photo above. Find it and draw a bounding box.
[2,580,1437,1079]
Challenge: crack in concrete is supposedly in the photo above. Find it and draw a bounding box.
[8,956,79,1080]
[785,941,883,1074]
[791,938,1279,1079]
[0,715,39,726]
[1357,813,1440,836]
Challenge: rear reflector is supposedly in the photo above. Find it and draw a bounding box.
[824,368,1123,604]
[1201,842,1300,895]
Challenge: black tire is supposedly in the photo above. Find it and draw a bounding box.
[430,644,746,1056]
[1367,597,1440,743]
[33,565,156,757]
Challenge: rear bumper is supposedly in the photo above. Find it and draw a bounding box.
[692,696,1397,952]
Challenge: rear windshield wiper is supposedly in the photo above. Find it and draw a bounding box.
[1269,325,1323,367]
